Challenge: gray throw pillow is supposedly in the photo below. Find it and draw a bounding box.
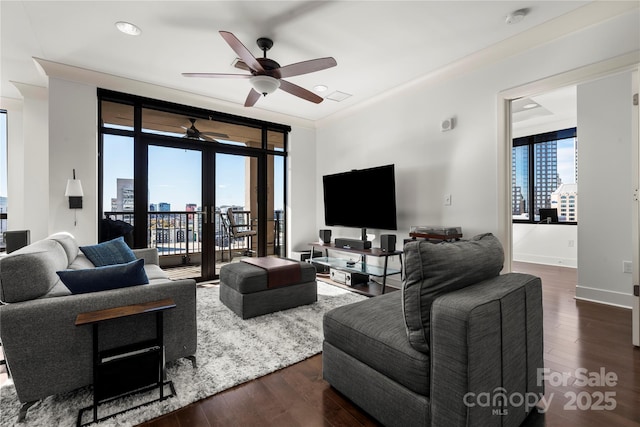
[402,233,504,353]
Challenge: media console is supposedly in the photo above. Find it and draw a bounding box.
[308,242,402,295]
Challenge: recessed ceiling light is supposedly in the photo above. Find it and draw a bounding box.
[314,85,328,92]
[523,103,539,109]
[505,8,528,25]
[115,21,142,36]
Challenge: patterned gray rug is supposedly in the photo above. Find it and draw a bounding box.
[0,282,366,426]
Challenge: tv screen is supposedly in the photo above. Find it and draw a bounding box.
[322,164,397,231]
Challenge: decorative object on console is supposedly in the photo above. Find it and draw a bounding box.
[319,229,332,244]
[409,226,462,241]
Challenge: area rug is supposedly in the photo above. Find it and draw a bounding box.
[0,281,366,427]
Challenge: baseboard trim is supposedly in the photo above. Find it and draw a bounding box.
[575,285,633,309]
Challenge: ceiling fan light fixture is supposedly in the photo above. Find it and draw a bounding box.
[250,75,280,96]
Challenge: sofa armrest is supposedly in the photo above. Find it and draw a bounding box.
[429,273,543,427]
[0,278,196,403]
[133,247,159,265]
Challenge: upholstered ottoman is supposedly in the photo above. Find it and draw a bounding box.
[219,258,317,319]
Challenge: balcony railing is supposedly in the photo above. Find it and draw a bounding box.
[104,210,284,262]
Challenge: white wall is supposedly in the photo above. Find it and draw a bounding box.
[5,84,49,240]
[48,78,98,245]
[577,72,634,307]
[314,10,639,278]
[287,126,317,253]
[513,223,577,267]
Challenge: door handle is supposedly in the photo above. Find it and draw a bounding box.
[202,206,208,224]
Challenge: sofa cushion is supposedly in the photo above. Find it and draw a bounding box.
[402,233,504,353]
[80,236,136,267]
[0,239,68,303]
[324,291,430,396]
[47,232,79,266]
[57,258,149,294]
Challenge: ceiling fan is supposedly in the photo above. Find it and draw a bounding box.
[182,118,227,142]
[182,31,337,107]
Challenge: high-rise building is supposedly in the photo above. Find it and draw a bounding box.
[551,183,578,222]
[114,178,133,211]
[512,146,529,217]
[533,141,558,215]
[159,202,171,212]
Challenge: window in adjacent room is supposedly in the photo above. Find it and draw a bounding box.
[512,127,578,224]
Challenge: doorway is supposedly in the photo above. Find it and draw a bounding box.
[499,57,640,346]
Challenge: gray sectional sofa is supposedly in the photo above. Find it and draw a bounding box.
[0,232,197,420]
[323,234,544,427]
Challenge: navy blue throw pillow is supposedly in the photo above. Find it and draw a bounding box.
[57,258,149,294]
[80,236,136,267]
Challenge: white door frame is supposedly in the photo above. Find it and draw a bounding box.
[496,52,640,346]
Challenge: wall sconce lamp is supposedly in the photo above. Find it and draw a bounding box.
[65,169,84,209]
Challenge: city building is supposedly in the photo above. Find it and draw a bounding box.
[551,183,578,222]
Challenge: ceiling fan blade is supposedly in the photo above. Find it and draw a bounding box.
[219,31,264,73]
[199,134,219,143]
[234,60,252,72]
[201,131,230,139]
[182,72,251,79]
[278,57,337,78]
[279,79,324,104]
[244,89,262,107]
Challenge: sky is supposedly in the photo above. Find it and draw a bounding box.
[103,134,284,212]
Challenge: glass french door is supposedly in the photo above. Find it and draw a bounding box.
[147,145,204,278]
[214,152,261,277]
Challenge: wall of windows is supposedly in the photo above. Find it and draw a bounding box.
[512,127,578,223]
[98,90,290,281]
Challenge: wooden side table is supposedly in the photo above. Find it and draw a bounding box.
[75,298,177,426]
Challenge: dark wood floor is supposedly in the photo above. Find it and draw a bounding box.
[139,262,639,426]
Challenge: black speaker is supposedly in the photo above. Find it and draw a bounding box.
[380,234,396,252]
[334,238,371,250]
[319,229,331,244]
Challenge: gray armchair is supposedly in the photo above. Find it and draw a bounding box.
[322,234,544,427]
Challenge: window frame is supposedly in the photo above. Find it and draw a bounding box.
[512,127,578,225]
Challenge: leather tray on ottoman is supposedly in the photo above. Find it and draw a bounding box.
[219,259,317,319]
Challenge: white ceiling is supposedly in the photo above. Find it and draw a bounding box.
[0,1,622,122]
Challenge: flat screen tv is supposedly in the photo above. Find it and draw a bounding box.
[322,164,397,232]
